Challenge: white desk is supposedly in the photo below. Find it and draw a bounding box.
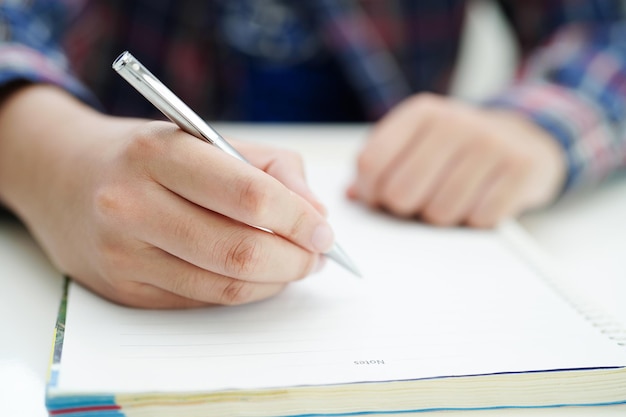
[1,125,625,416]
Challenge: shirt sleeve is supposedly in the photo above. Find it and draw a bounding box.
[0,0,96,105]
[487,21,626,193]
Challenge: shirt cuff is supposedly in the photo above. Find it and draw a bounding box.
[0,43,98,108]
[486,81,618,193]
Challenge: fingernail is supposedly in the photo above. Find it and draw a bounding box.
[311,223,335,253]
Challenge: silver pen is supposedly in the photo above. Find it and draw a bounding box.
[112,51,360,277]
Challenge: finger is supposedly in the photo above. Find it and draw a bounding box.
[89,279,210,309]
[465,167,526,228]
[421,146,501,226]
[72,247,209,308]
[236,141,327,216]
[130,183,319,282]
[132,123,334,254]
[375,125,464,217]
[346,183,358,200]
[352,95,437,203]
[131,247,287,306]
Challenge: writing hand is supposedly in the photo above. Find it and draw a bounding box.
[0,85,332,308]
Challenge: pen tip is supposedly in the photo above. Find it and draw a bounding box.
[325,242,362,278]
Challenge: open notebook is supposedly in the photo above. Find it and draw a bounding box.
[45,153,626,417]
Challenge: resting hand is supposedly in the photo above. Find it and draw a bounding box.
[0,85,332,308]
[348,94,566,227]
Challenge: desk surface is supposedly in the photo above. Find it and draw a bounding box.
[2,125,625,417]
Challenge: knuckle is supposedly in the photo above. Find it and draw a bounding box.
[170,214,201,249]
[405,93,447,119]
[380,191,415,218]
[409,92,443,110]
[107,280,156,308]
[421,207,457,227]
[121,121,180,174]
[97,241,125,272]
[92,184,137,229]
[379,178,404,203]
[219,280,254,305]
[379,179,425,218]
[387,201,417,218]
[287,210,308,240]
[235,174,272,223]
[222,234,263,278]
[467,214,497,229]
[95,242,138,284]
[168,273,196,300]
[168,216,215,265]
[500,151,534,180]
[92,258,140,306]
[415,95,476,129]
[106,280,138,307]
[125,122,167,161]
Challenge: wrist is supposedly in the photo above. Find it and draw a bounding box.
[489,108,568,207]
[0,84,100,212]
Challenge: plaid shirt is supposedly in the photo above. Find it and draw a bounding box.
[0,0,625,192]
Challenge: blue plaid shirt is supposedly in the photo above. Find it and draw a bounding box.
[1,0,625,192]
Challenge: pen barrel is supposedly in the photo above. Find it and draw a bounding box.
[112,51,247,163]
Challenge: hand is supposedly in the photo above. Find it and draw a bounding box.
[0,85,332,308]
[348,94,567,227]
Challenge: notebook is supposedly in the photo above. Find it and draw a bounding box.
[45,146,626,417]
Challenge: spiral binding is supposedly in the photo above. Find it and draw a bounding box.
[577,305,626,347]
[499,221,626,348]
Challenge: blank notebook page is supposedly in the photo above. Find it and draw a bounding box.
[56,163,626,393]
